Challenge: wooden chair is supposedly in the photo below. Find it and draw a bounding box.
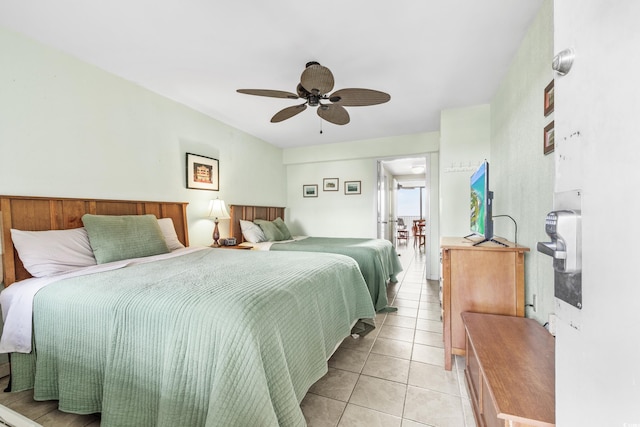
[413,219,426,248]
[397,218,408,245]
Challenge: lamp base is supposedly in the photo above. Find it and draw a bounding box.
[212,220,220,247]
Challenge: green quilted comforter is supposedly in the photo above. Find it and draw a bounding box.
[270,237,403,312]
[10,249,375,427]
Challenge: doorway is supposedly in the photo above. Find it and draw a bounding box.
[377,155,429,246]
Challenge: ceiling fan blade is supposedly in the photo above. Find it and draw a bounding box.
[300,63,334,95]
[271,104,307,123]
[317,104,350,125]
[237,89,299,99]
[329,88,390,106]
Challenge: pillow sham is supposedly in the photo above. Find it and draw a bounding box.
[254,219,285,242]
[240,219,266,243]
[82,214,170,264]
[10,227,97,277]
[272,217,292,240]
[157,217,186,251]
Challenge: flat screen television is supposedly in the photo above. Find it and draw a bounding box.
[468,160,503,246]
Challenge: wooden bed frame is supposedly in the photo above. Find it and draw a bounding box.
[1,195,189,287]
[229,204,285,243]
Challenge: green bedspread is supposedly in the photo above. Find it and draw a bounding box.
[10,249,375,427]
[270,237,403,312]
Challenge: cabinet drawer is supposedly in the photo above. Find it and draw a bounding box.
[482,378,500,427]
[465,336,481,403]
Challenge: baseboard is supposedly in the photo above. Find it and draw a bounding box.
[0,404,42,427]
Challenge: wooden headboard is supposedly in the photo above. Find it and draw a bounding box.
[1,195,189,286]
[229,205,285,243]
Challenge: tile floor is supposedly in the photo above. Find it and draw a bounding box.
[300,244,475,427]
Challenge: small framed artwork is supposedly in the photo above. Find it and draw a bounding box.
[303,184,318,197]
[186,153,219,191]
[344,181,361,195]
[544,80,554,116]
[544,121,555,155]
[323,178,339,191]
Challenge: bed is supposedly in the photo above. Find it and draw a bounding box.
[229,204,403,312]
[0,196,376,427]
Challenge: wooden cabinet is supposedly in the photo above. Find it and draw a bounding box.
[440,237,529,370]
[462,312,555,427]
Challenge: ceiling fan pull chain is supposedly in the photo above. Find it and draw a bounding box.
[319,117,323,134]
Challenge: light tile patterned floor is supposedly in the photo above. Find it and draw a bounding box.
[301,244,476,427]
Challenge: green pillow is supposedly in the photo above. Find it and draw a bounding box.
[254,219,285,242]
[82,214,170,264]
[272,217,292,240]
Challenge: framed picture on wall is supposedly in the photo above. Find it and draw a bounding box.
[186,153,219,191]
[344,181,361,195]
[303,184,318,197]
[544,80,554,116]
[323,178,339,191]
[544,121,555,155]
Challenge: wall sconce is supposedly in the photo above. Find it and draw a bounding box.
[208,198,230,247]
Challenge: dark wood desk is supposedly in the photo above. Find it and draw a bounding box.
[462,312,555,427]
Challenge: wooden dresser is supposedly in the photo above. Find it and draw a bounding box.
[462,312,555,427]
[440,237,529,370]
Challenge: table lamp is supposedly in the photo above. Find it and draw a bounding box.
[208,198,230,247]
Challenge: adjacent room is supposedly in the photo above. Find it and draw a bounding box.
[1,0,639,426]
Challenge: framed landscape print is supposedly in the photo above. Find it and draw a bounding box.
[544,121,555,155]
[303,184,318,197]
[186,153,219,191]
[323,178,339,191]
[544,80,554,116]
[344,181,361,195]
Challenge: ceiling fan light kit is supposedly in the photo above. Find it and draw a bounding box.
[237,61,390,126]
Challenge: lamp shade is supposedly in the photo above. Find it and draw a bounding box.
[208,198,230,220]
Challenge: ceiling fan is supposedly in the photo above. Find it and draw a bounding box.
[237,61,390,125]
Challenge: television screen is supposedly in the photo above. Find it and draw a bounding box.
[470,160,493,239]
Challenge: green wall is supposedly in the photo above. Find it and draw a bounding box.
[283,132,441,278]
[0,26,286,247]
[489,0,554,323]
[439,104,491,238]
[436,0,553,322]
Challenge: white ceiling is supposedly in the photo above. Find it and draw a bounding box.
[0,1,542,149]
[381,157,427,185]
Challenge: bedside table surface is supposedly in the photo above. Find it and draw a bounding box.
[216,245,252,250]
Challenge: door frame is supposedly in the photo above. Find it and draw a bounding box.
[377,155,432,279]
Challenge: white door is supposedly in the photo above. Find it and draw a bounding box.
[376,161,391,241]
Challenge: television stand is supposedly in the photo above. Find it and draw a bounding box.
[463,233,510,247]
[472,237,509,247]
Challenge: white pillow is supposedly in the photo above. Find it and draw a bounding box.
[157,218,186,251]
[240,219,266,243]
[10,228,97,278]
